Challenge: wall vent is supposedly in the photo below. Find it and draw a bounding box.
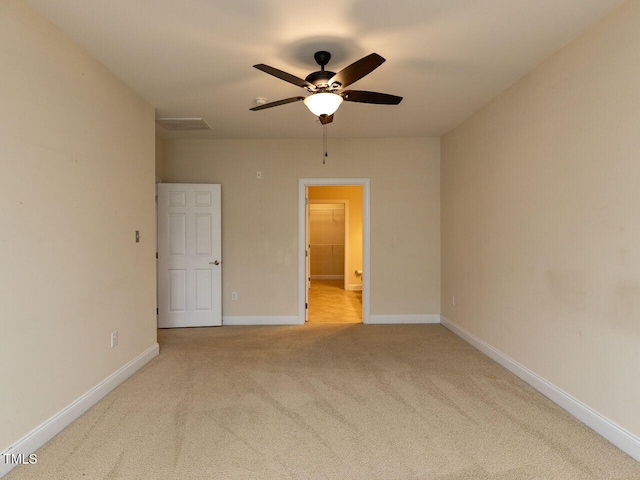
[156,118,211,131]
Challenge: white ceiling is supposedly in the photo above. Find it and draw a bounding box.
[26,0,625,139]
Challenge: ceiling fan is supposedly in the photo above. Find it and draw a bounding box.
[250,51,402,124]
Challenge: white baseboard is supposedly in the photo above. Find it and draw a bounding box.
[346,284,362,291]
[0,343,159,478]
[440,316,640,463]
[222,316,301,326]
[367,314,441,324]
[310,275,344,280]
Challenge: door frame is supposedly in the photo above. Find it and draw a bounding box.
[298,178,370,324]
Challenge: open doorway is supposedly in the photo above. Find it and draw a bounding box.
[308,196,360,323]
[298,178,370,324]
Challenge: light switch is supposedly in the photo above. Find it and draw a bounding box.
[135,230,140,243]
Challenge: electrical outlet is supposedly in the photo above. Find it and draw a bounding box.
[111,331,118,348]
[256,171,262,179]
[231,292,238,301]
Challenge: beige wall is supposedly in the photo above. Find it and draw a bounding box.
[309,186,363,288]
[442,0,640,437]
[155,135,169,181]
[162,137,440,317]
[0,0,157,451]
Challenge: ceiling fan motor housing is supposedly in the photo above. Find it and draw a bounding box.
[305,51,340,89]
[305,70,337,88]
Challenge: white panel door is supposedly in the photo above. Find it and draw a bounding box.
[157,184,221,327]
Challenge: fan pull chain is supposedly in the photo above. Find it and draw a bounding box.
[323,123,328,165]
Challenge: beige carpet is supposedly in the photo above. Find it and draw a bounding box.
[307,279,361,323]
[6,324,640,479]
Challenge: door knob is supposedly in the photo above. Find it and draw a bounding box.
[210,260,220,265]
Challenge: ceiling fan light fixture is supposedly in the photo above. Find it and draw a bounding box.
[304,92,343,116]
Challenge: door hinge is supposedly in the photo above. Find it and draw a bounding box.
[156,252,158,259]
[156,308,159,315]
[305,250,308,257]
[305,303,308,309]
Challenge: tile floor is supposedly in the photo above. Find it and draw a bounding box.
[307,279,362,323]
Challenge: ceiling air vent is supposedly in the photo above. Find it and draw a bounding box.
[156,118,211,131]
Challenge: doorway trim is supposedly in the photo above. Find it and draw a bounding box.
[298,178,370,324]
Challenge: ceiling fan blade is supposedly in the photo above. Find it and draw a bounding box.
[319,114,334,125]
[341,90,403,105]
[250,96,305,111]
[253,64,314,90]
[328,53,386,89]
